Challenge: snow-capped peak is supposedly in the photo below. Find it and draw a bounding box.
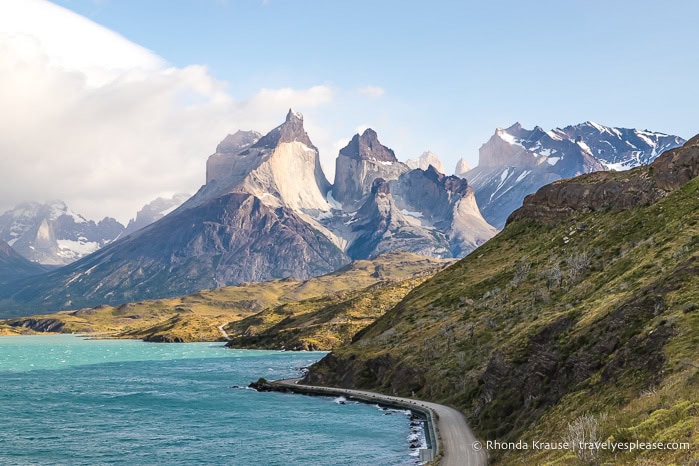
[496,128,523,147]
[406,151,446,174]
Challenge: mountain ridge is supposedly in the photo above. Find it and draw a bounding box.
[463,121,684,228]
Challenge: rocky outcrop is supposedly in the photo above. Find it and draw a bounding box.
[346,178,451,259]
[392,167,496,256]
[507,136,699,225]
[8,317,64,332]
[253,109,314,149]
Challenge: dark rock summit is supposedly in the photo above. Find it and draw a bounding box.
[339,129,398,162]
[332,129,409,208]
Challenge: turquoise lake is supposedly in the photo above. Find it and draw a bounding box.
[0,335,418,465]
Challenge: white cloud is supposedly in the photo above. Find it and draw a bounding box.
[0,0,334,224]
[246,86,334,112]
[357,85,385,99]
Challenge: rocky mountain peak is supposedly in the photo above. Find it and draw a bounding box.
[455,158,471,177]
[339,129,397,162]
[505,122,523,133]
[215,130,261,154]
[252,108,314,149]
[124,193,190,236]
[406,151,445,174]
[423,164,445,182]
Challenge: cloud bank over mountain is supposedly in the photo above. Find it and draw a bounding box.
[0,0,335,223]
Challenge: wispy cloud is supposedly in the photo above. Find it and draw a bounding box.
[357,85,385,99]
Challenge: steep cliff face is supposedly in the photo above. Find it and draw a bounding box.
[391,166,496,256]
[205,130,261,183]
[346,178,452,259]
[203,110,331,214]
[332,129,409,208]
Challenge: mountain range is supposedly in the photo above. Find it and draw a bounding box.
[0,194,191,267]
[463,121,684,228]
[0,112,685,316]
[0,110,495,314]
[0,201,123,266]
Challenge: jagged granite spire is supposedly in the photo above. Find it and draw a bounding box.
[253,109,315,149]
[406,151,446,174]
[455,158,471,177]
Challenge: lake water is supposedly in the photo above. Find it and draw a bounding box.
[0,335,419,465]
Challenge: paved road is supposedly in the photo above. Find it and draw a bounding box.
[217,324,231,340]
[274,379,487,466]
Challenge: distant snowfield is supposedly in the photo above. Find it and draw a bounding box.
[57,239,101,261]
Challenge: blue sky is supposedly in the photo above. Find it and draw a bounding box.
[1,0,697,221]
[55,0,697,150]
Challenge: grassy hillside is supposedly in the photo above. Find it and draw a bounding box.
[1,253,449,345]
[305,141,699,465]
[0,323,28,336]
[224,277,429,350]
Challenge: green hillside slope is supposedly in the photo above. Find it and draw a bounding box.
[305,137,699,465]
